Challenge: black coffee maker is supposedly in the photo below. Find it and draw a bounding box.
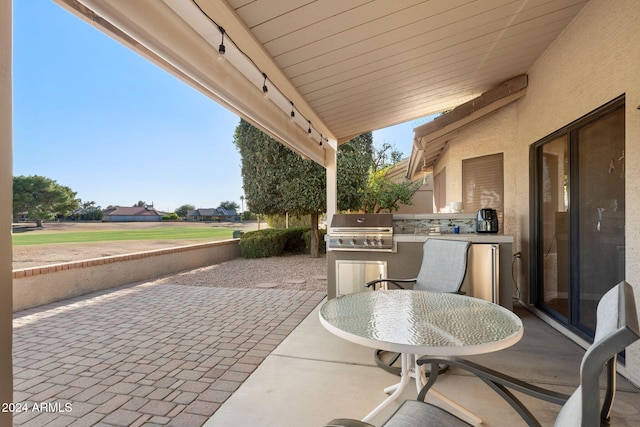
[476,208,499,233]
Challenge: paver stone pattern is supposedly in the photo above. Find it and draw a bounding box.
[13,281,325,426]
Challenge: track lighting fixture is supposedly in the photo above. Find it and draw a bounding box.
[197,7,330,145]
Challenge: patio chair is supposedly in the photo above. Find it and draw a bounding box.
[325,281,640,427]
[365,238,471,376]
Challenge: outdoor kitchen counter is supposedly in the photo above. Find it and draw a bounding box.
[327,234,515,309]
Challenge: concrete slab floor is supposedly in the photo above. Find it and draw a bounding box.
[205,303,640,427]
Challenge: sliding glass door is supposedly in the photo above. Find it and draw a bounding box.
[532,98,625,338]
[538,135,569,319]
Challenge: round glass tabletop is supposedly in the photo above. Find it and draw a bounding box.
[320,290,523,356]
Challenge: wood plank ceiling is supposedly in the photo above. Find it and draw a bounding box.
[224,0,589,143]
[59,0,589,160]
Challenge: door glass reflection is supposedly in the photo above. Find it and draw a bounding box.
[577,108,625,331]
[541,135,569,318]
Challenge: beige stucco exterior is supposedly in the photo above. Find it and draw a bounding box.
[12,240,241,312]
[433,103,519,238]
[0,0,13,421]
[3,0,640,410]
[431,0,640,383]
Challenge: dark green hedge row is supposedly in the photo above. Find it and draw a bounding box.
[239,227,326,258]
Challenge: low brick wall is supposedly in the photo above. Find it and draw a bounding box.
[13,239,241,312]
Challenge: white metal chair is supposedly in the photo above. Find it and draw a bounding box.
[365,239,471,377]
[326,281,640,427]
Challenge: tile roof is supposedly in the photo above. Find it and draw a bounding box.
[103,206,161,216]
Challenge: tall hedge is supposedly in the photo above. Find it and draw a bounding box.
[239,227,326,258]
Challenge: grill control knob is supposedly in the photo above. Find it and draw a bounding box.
[336,238,343,245]
[349,238,356,246]
[378,238,384,246]
[363,239,370,246]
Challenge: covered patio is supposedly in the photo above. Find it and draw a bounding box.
[11,268,640,426]
[3,0,640,425]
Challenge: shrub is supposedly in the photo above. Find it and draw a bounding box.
[282,227,309,253]
[239,229,287,258]
[303,228,327,254]
[241,211,257,221]
[239,226,325,258]
[162,213,180,221]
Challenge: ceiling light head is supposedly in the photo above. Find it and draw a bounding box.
[262,73,269,99]
[217,26,226,62]
[307,120,312,138]
[290,101,296,121]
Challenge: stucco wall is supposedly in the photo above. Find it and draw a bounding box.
[0,0,13,421]
[515,0,640,382]
[395,184,434,214]
[433,103,519,240]
[433,0,640,384]
[13,240,241,312]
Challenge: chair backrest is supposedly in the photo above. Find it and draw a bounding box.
[554,281,640,427]
[414,239,471,292]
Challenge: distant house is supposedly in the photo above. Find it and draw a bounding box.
[13,212,29,223]
[186,208,238,222]
[102,206,162,222]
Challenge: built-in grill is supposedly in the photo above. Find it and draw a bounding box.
[328,213,394,252]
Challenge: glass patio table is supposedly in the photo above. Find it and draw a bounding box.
[319,290,523,423]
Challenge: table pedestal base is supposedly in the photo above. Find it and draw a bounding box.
[363,353,482,425]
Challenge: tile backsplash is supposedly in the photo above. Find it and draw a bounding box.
[393,214,477,235]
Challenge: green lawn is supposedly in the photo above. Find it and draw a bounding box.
[12,227,233,246]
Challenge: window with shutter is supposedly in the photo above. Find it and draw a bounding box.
[462,153,504,224]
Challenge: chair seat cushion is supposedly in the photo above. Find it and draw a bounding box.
[382,401,472,427]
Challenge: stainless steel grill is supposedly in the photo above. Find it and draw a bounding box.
[328,214,394,252]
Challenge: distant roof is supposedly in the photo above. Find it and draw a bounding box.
[188,208,238,217]
[217,208,237,217]
[197,208,218,216]
[103,206,162,216]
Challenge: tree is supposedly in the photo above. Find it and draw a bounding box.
[337,132,374,212]
[13,175,80,227]
[175,204,195,219]
[234,119,373,257]
[134,200,146,207]
[361,144,420,213]
[218,201,239,211]
[361,167,420,213]
[372,142,403,170]
[74,200,103,221]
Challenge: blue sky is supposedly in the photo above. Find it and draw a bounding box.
[13,1,418,213]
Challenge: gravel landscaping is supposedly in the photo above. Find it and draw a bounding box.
[12,221,328,293]
[155,254,327,292]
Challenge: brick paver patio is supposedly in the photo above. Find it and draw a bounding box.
[12,282,326,426]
